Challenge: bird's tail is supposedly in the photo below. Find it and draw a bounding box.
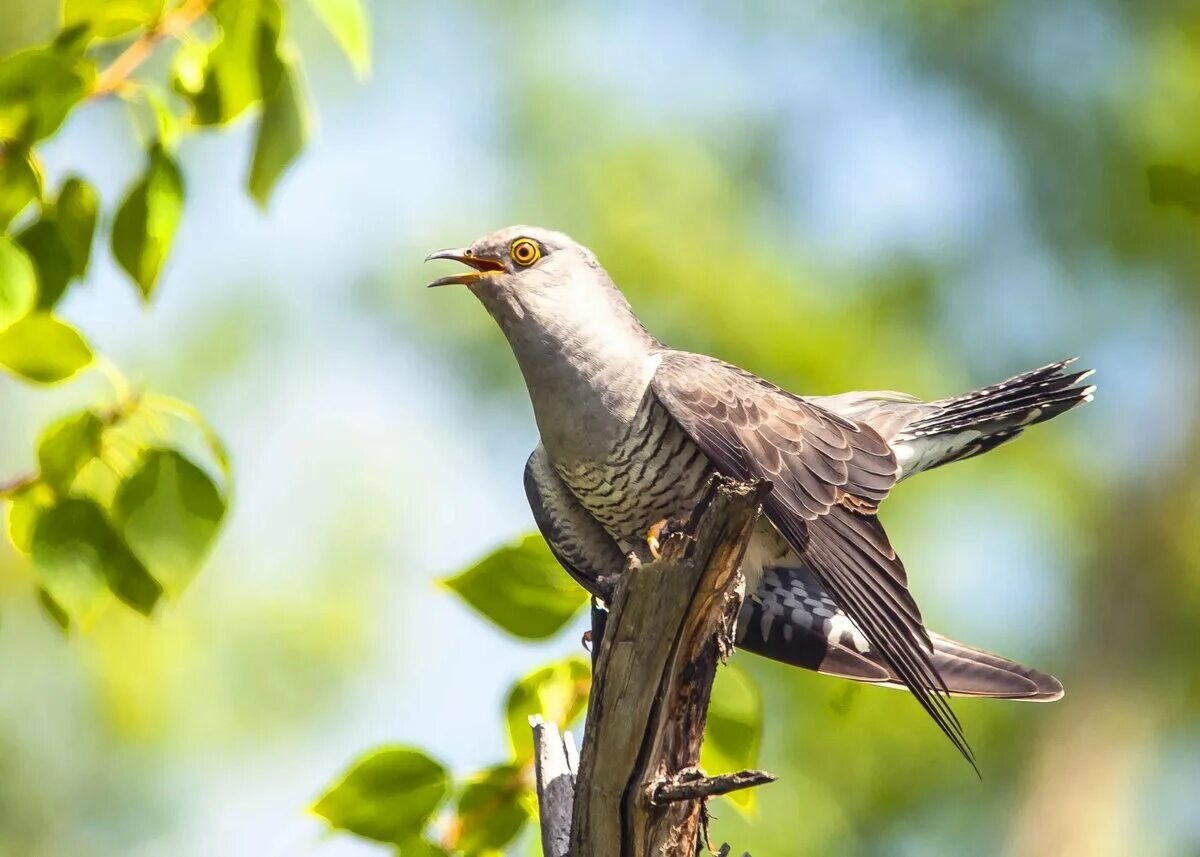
[896,359,1095,474]
[915,633,1063,701]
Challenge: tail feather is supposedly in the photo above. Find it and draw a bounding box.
[737,568,1064,702]
[919,633,1064,702]
[895,358,1095,475]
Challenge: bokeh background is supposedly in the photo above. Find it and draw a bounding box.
[2,1,1199,855]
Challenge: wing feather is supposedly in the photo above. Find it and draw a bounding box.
[651,351,976,769]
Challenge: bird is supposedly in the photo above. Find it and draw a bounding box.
[426,225,1094,769]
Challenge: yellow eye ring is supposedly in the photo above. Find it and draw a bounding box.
[510,238,541,267]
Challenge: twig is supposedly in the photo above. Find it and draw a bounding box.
[530,716,577,857]
[649,769,776,804]
[91,0,211,99]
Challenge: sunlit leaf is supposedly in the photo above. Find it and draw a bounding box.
[111,448,226,596]
[451,763,532,855]
[0,148,41,229]
[31,497,161,621]
[142,393,234,482]
[111,143,184,300]
[37,409,104,493]
[504,656,590,762]
[441,533,588,639]
[0,313,93,383]
[305,0,370,78]
[55,175,98,277]
[248,55,307,207]
[62,0,166,40]
[0,235,37,330]
[313,746,449,846]
[17,216,74,309]
[397,840,450,857]
[185,0,282,126]
[701,662,763,811]
[6,480,55,554]
[0,47,94,143]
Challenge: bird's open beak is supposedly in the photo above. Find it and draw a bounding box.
[424,248,506,288]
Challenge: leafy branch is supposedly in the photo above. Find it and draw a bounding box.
[91,0,212,99]
[0,0,369,627]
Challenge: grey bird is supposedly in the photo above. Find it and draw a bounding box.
[427,226,1094,769]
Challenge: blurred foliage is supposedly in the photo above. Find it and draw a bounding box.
[315,651,588,855]
[327,564,764,853]
[0,0,367,622]
[440,533,588,640]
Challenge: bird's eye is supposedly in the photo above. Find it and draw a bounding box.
[509,238,541,267]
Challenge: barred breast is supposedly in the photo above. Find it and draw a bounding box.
[553,395,714,552]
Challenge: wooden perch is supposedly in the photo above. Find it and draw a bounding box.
[532,476,775,856]
[531,716,579,857]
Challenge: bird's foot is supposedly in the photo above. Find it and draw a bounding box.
[581,629,592,651]
[646,517,686,559]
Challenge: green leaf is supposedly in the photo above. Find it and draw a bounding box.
[31,497,162,621]
[17,216,74,309]
[504,656,590,762]
[397,840,450,857]
[0,313,92,383]
[183,0,282,126]
[111,448,226,597]
[248,55,307,207]
[441,533,588,639]
[0,47,94,144]
[55,176,98,278]
[452,763,532,855]
[62,0,166,40]
[37,409,104,493]
[0,148,41,229]
[111,143,184,300]
[701,662,763,811]
[6,481,55,554]
[305,0,370,78]
[313,746,449,846]
[0,235,37,330]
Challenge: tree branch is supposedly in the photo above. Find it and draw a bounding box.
[530,475,774,856]
[649,768,776,804]
[91,0,211,99]
[530,716,578,857]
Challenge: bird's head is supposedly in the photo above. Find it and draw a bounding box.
[424,225,597,298]
[425,224,653,368]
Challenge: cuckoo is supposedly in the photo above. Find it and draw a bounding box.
[427,226,1094,768]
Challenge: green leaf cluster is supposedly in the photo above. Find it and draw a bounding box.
[320,529,765,852]
[4,395,229,629]
[0,0,369,620]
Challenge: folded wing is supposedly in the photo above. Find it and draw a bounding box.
[651,351,976,769]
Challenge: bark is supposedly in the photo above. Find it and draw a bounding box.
[531,476,774,856]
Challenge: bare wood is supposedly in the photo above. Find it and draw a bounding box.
[567,475,772,856]
[530,716,577,857]
[650,769,776,804]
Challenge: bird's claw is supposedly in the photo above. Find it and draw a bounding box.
[646,517,685,559]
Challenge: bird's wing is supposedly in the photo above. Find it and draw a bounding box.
[524,445,625,598]
[651,351,975,768]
